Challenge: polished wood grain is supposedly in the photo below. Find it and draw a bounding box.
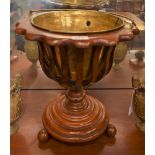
[10,90,144,155]
[10,53,144,154]
[11,50,144,89]
[15,11,139,48]
[11,10,144,154]
[40,89,111,143]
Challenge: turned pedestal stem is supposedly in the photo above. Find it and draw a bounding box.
[38,88,116,143]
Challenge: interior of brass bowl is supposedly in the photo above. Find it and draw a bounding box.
[31,10,124,34]
[46,0,108,7]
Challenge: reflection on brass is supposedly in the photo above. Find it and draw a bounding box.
[31,10,124,34]
[10,74,23,135]
[109,12,145,31]
[109,13,134,29]
[132,75,145,132]
[25,41,39,68]
[113,42,127,70]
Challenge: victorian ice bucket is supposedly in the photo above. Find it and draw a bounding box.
[15,9,139,143]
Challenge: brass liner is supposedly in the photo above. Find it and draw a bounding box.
[31,10,124,34]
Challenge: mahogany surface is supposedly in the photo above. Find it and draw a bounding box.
[11,11,144,153]
[15,11,139,48]
[10,52,144,154]
[11,50,144,89]
[10,90,144,155]
[41,90,110,143]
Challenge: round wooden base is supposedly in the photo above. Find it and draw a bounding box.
[38,90,113,143]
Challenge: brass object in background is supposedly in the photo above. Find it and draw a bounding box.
[129,50,145,67]
[25,41,39,68]
[132,75,145,132]
[43,0,109,9]
[47,0,109,6]
[113,42,128,70]
[10,74,23,135]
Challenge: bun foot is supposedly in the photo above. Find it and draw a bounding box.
[105,124,117,138]
[38,129,50,143]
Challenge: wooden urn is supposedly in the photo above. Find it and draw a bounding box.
[15,9,139,143]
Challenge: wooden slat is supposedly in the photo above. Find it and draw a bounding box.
[76,49,84,85]
[59,46,70,84]
[91,46,102,82]
[43,43,56,79]
[104,46,115,75]
[37,41,52,79]
[97,46,114,81]
[51,46,61,74]
[85,47,93,81]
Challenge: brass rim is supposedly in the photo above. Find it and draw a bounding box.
[30,9,124,34]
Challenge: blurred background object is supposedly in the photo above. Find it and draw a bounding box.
[131,75,145,132]
[40,0,109,9]
[129,50,145,67]
[10,74,23,135]
[25,41,39,69]
[113,42,128,70]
